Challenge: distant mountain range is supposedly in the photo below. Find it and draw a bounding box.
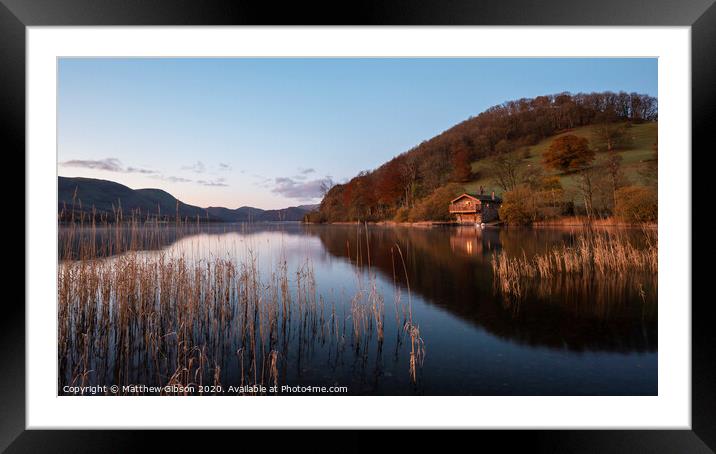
[58,176,318,222]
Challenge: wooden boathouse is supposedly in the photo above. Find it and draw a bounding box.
[448,192,502,224]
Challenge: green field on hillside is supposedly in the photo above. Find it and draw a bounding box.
[464,122,657,203]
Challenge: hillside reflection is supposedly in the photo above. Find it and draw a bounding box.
[305,224,657,354]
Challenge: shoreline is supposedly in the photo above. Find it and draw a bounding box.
[305,217,657,229]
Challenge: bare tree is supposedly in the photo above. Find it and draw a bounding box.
[576,166,596,219]
[486,153,521,192]
[319,177,335,197]
[603,154,626,211]
[593,111,631,152]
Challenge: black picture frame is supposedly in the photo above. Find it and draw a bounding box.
[5,0,711,451]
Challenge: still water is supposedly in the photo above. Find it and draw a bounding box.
[60,223,657,395]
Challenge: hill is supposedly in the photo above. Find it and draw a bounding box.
[58,176,315,222]
[465,122,658,203]
[309,91,657,223]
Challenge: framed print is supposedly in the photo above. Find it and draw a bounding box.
[5,0,712,450]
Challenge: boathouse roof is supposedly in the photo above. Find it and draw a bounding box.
[450,193,503,204]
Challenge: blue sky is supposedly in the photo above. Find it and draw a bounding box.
[58,58,657,209]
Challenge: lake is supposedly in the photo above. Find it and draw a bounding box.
[58,222,657,396]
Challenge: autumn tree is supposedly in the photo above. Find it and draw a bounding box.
[397,154,419,209]
[375,160,404,208]
[408,183,464,221]
[499,185,536,225]
[419,145,451,191]
[348,172,376,221]
[451,144,472,182]
[543,135,595,171]
[615,186,658,223]
[494,139,515,155]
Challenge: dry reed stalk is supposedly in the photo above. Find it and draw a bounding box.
[59,215,426,393]
[491,230,657,302]
[393,243,425,383]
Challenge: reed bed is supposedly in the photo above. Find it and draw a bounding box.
[58,218,425,395]
[491,230,657,302]
[59,210,237,260]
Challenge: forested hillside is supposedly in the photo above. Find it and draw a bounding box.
[307,91,657,224]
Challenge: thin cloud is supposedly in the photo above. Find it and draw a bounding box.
[272,176,334,201]
[182,161,206,174]
[251,174,273,188]
[218,162,232,171]
[126,166,156,175]
[152,175,193,183]
[292,167,318,181]
[197,177,228,187]
[61,158,156,175]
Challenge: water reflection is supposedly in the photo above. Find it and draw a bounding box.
[59,222,657,395]
[306,224,656,354]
